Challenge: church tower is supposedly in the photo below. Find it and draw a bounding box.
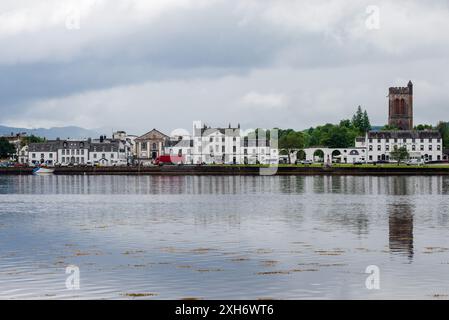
[388,81,413,130]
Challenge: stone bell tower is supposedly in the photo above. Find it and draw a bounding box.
[388,81,413,130]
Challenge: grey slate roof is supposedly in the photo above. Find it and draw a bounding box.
[28,139,120,152]
[367,130,441,139]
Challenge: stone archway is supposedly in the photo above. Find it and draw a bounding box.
[313,149,325,163]
[331,150,342,163]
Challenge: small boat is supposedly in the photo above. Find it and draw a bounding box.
[32,167,55,175]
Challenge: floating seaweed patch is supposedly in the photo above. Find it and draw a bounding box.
[121,293,158,298]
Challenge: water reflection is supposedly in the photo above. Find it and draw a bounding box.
[1,175,449,299]
[1,175,449,196]
[388,202,414,260]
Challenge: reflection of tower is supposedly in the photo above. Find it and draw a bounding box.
[388,202,414,260]
[388,81,413,130]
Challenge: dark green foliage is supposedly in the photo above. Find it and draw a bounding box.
[390,146,409,165]
[20,135,46,147]
[0,138,16,158]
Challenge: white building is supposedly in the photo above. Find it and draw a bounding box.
[190,122,278,165]
[28,136,130,166]
[356,131,443,162]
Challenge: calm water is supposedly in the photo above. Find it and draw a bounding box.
[1,175,449,300]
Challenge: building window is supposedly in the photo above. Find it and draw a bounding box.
[437,145,441,151]
[429,145,433,151]
[369,139,373,143]
[111,153,114,158]
[420,145,424,151]
[429,138,433,143]
[178,149,182,156]
[233,146,237,153]
[403,138,407,143]
[141,143,147,151]
[102,153,106,159]
[222,146,225,153]
[369,155,373,161]
[377,145,381,151]
[152,143,157,150]
[377,139,381,143]
[412,145,416,151]
[49,154,53,158]
[386,145,390,151]
[40,153,44,159]
[369,145,373,151]
[94,154,97,159]
[210,137,213,143]
[62,149,65,155]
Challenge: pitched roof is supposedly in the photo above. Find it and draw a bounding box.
[135,129,169,141]
[367,130,441,139]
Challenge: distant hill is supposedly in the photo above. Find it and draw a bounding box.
[0,125,103,140]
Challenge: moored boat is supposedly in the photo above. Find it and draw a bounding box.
[32,167,55,175]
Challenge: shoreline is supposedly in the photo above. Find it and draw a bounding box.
[2,165,449,176]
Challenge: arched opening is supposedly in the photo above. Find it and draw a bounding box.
[313,149,324,163]
[331,150,342,163]
[394,99,400,114]
[400,99,406,114]
[296,150,306,161]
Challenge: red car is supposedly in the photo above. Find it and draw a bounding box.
[14,163,28,167]
[154,155,184,165]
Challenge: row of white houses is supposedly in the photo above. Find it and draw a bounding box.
[24,134,134,166]
[22,123,279,166]
[135,122,279,165]
[301,130,444,163]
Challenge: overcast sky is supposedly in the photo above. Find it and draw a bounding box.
[1,0,449,135]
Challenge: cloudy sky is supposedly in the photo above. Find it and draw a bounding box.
[1,0,449,135]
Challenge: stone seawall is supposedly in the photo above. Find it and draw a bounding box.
[2,165,449,176]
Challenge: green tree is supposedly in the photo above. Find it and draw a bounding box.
[20,135,46,147]
[361,110,372,132]
[390,145,409,165]
[351,106,364,131]
[0,138,16,159]
[414,124,434,131]
[351,106,371,134]
[381,124,399,130]
[437,122,449,149]
[279,131,305,164]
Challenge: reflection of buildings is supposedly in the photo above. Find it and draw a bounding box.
[388,202,414,260]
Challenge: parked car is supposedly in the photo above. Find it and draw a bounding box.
[154,155,185,166]
[406,159,424,166]
[14,163,28,167]
[300,160,313,165]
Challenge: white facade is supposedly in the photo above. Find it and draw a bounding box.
[28,137,129,166]
[29,150,57,166]
[356,131,443,162]
[190,122,278,165]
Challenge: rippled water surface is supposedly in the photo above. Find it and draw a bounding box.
[1,175,449,299]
